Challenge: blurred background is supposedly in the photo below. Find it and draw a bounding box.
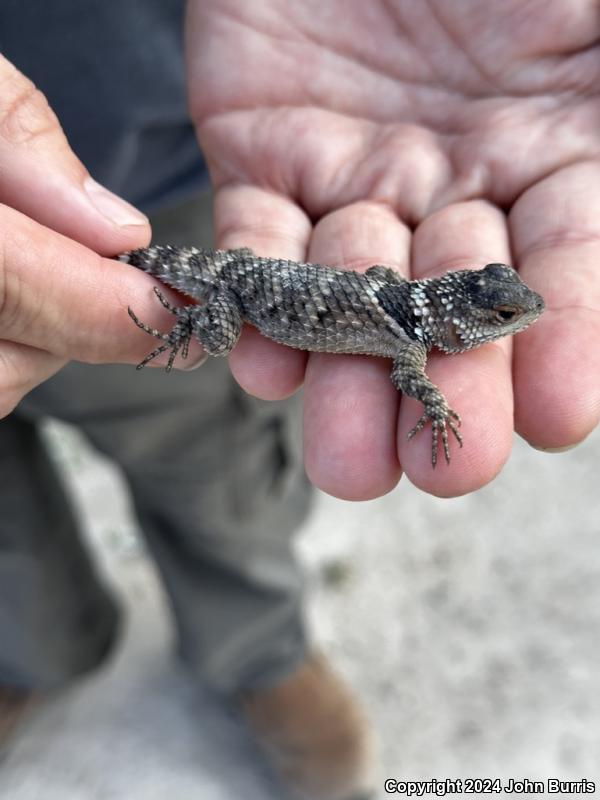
[0,421,598,799]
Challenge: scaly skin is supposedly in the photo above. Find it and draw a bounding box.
[121,246,544,466]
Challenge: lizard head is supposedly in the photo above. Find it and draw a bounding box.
[424,263,545,353]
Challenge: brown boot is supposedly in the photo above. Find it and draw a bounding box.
[240,654,377,800]
[0,687,38,748]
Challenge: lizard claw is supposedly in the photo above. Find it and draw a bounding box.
[128,302,193,371]
[407,407,462,467]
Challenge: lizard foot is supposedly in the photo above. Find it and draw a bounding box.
[407,406,462,467]
[128,287,194,371]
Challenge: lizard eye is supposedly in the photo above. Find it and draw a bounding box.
[495,305,520,322]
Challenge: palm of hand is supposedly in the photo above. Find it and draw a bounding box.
[186,0,600,498]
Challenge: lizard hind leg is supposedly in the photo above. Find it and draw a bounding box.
[128,288,197,371]
[129,286,243,371]
[189,286,244,356]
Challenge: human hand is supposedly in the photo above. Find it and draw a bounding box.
[0,55,198,419]
[186,0,600,499]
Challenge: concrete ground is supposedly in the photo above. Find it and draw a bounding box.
[1,419,599,799]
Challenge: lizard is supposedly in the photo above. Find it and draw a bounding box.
[119,246,544,466]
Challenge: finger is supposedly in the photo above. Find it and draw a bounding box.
[0,204,202,368]
[213,183,312,399]
[0,341,64,419]
[407,201,514,496]
[0,54,149,254]
[304,201,410,500]
[510,161,600,449]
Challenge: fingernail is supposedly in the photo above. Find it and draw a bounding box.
[84,177,149,227]
[177,353,209,371]
[147,350,208,371]
[531,442,580,453]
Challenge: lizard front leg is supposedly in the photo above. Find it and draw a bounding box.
[390,342,462,466]
[129,286,243,371]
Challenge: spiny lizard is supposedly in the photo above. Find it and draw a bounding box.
[119,246,544,466]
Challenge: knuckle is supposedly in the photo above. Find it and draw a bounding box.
[0,65,60,147]
[0,350,27,418]
[0,390,20,419]
[0,217,10,330]
[0,220,5,317]
[0,340,60,420]
[0,215,26,338]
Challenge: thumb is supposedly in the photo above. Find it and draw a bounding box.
[0,54,150,255]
